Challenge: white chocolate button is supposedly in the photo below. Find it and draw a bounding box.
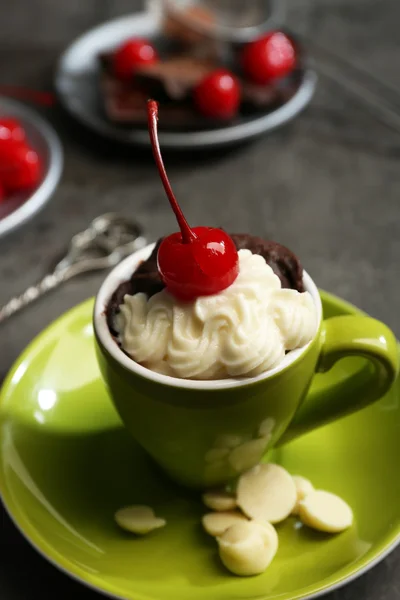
[298,490,353,533]
[228,437,269,473]
[202,489,237,511]
[115,505,166,535]
[202,510,248,537]
[237,463,297,523]
[217,520,278,576]
[291,475,314,516]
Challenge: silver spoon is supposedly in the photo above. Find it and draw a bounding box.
[0,213,147,323]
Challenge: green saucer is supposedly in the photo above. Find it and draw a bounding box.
[0,292,399,600]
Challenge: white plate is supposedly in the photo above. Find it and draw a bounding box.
[55,10,317,150]
[0,97,63,239]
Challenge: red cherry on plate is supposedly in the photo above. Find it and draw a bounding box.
[113,38,159,80]
[241,31,296,84]
[193,69,241,120]
[147,100,239,301]
[0,146,42,192]
[0,118,26,156]
[0,118,26,144]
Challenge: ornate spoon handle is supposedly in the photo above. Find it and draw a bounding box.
[0,213,147,324]
[0,271,65,323]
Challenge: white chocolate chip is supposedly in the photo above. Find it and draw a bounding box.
[298,490,353,533]
[228,437,270,473]
[237,463,297,524]
[202,489,237,511]
[217,520,278,576]
[202,510,248,537]
[291,475,314,516]
[115,505,166,535]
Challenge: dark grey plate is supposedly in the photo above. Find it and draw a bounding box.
[55,10,317,150]
[0,97,63,239]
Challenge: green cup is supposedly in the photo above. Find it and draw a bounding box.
[94,244,398,489]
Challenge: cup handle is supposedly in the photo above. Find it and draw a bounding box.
[278,315,399,445]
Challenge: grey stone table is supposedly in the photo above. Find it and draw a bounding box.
[0,0,399,599]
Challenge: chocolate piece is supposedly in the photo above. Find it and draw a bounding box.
[98,52,113,72]
[136,56,217,101]
[99,56,198,126]
[100,72,149,125]
[99,52,217,126]
[99,53,148,124]
[229,234,304,292]
[107,234,305,334]
[107,240,164,334]
[242,82,280,108]
[241,70,303,110]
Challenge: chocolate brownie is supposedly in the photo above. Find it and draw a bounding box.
[107,234,305,334]
[99,52,219,126]
[135,56,217,101]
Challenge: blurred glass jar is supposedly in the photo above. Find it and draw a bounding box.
[154,0,286,45]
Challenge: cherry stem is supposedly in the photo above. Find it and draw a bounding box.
[147,100,196,244]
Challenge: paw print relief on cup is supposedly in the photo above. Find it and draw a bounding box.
[204,447,230,464]
[214,434,244,449]
[205,419,277,480]
[204,432,245,482]
[258,417,275,438]
[228,437,271,473]
[227,417,276,474]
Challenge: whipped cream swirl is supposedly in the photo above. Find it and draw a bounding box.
[116,250,317,380]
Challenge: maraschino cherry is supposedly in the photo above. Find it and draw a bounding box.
[193,69,241,119]
[242,31,296,85]
[0,146,42,192]
[113,38,159,80]
[0,118,26,147]
[147,100,239,301]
